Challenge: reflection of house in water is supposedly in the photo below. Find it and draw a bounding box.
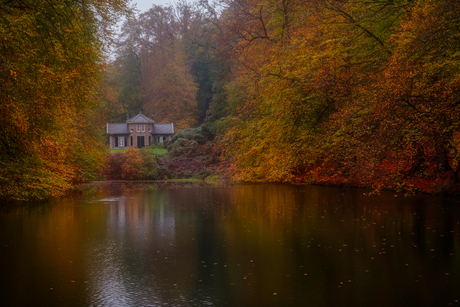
[87,192,198,306]
[105,194,177,251]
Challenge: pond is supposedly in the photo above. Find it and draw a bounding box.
[1,184,460,306]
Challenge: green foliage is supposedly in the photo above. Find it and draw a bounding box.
[114,50,142,122]
[139,149,158,179]
[169,139,200,156]
[170,124,214,144]
[207,77,231,123]
[166,124,216,156]
[151,147,168,155]
[142,144,168,155]
[192,53,215,122]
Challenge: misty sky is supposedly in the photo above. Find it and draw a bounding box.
[131,0,176,13]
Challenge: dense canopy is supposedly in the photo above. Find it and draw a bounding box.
[0,0,130,200]
[217,0,460,194]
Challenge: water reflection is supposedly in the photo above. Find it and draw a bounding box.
[1,184,460,306]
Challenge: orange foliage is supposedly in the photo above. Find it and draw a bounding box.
[218,0,460,194]
[0,0,129,200]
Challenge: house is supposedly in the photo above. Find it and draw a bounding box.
[107,112,174,149]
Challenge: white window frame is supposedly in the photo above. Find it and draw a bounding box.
[118,137,125,147]
[141,125,145,132]
[137,125,140,132]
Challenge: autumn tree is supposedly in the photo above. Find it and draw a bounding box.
[136,5,198,130]
[217,0,460,193]
[0,0,130,200]
[327,0,460,192]
[112,1,230,130]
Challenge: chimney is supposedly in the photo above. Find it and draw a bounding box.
[126,113,129,121]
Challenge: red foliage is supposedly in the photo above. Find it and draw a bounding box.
[158,141,229,179]
[121,149,143,180]
[106,149,143,180]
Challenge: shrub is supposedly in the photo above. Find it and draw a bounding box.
[169,138,200,156]
[121,148,143,180]
[139,149,158,179]
[106,152,127,179]
[163,124,219,158]
[205,175,222,183]
[167,124,213,150]
[156,165,171,179]
[106,148,158,180]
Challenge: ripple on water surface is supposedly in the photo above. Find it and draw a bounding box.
[1,184,460,306]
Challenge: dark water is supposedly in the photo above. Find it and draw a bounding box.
[1,184,460,307]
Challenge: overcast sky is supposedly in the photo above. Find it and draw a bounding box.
[131,0,177,13]
[114,0,176,36]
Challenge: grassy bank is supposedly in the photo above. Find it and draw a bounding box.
[106,125,230,182]
[110,146,168,155]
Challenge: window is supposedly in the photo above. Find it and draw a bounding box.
[130,136,133,146]
[118,136,125,147]
[141,125,145,132]
[137,125,140,132]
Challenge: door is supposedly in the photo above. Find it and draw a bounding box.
[137,136,145,148]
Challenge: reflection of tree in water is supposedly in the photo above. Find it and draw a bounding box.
[72,185,460,306]
[200,185,460,307]
[412,200,427,254]
[2,185,460,306]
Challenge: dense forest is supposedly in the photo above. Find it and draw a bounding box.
[2,0,460,200]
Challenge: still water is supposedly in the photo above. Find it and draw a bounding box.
[1,184,460,307]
